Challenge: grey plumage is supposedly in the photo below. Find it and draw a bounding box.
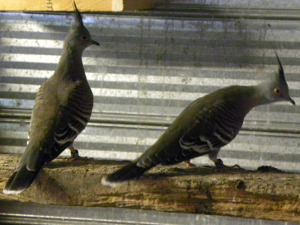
[4,3,99,195]
[102,53,295,187]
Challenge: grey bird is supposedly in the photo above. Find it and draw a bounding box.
[3,3,99,194]
[102,54,295,187]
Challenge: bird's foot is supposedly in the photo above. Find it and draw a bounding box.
[184,160,196,167]
[214,159,242,172]
[67,147,93,163]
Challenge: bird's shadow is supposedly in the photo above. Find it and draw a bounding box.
[45,158,131,168]
[139,164,289,180]
[44,158,289,180]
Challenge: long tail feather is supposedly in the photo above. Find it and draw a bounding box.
[101,161,149,188]
[3,165,40,195]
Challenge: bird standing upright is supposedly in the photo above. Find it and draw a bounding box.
[102,54,295,187]
[3,3,99,194]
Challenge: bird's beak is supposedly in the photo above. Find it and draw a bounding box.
[91,40,100,46]
[288,96,296,105]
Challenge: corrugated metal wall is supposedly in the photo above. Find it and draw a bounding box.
[1,200,296,225]
[1,1,300,171]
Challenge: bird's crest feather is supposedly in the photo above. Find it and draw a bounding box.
[73,1,83,26]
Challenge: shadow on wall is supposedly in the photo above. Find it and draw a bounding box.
[2,3,297,70]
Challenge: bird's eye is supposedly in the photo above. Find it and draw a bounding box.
[81,35,87,40]
[273,87,281,95]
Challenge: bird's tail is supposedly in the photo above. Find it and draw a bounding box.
[101,160,150,188]
[3,165,40,195]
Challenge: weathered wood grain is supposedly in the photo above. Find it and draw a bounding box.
[0,153,299,222]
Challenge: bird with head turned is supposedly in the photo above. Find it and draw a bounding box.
[3,2,99,195]
[102,53,295,188]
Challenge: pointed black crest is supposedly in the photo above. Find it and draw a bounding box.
[274,51,284,78]
[73,1,83,26]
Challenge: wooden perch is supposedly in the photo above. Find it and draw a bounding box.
[0,153,299,222]
[0,0,155,12]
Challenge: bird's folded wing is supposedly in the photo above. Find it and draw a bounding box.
[51,84,93,159]
[179,104,227,153]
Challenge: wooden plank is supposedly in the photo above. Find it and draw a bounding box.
[0,153,299,222]
[0,0,155,12]
[113,0,155,11]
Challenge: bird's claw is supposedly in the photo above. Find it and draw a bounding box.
[184,160,197,167]
[231,164,241,169]
[67,155,93,163]
[215,159,242,171]
[67,147,93,163]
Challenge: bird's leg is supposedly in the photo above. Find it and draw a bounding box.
[209,151,241,171]
[184,160,196,167]
[69,146,80,159]
[68,146,93,162]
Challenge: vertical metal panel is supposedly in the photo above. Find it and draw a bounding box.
[0,2,300,172]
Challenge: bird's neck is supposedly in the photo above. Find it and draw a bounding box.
[256,81,280,105]
[248,85,274,107]
[55,46,86,81]
[228,85,272,116]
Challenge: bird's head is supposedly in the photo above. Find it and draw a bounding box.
[64,2,99,51]
[259,53,295,105]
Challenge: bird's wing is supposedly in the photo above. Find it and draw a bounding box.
[21,81,59,171]
[25,80,93,169]
[136,100,217,167]
[50,82,93,160]
[179,102,226,153]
